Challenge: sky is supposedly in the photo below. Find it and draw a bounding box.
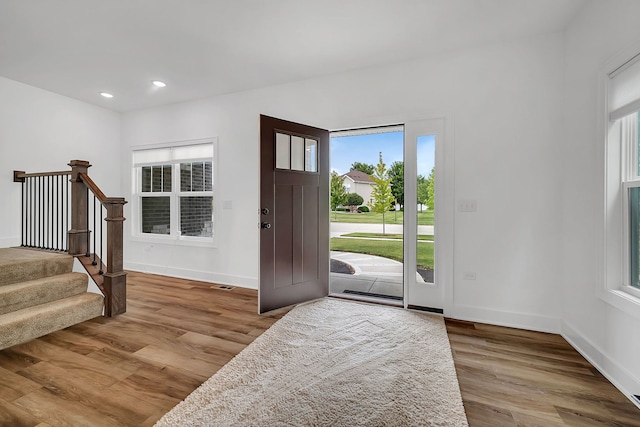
[330,131,435,177]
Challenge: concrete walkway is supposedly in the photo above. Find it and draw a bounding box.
[330,222,434,238]
[330,251,425,299]
[328,221,434,300]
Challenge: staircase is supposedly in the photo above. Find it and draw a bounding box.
[0,247,104,350]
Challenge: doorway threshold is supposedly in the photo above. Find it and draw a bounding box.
[329,292,403,308]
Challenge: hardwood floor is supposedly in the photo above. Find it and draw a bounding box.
[0,271,638,426]
[0,272,290,426]
[446,319,640,426]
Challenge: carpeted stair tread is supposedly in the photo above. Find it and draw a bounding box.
[0,293,104,350]
[0,272,88,315]
[0,248,73,287]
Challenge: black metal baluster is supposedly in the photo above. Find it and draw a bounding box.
[44,176,48,249]
[32,177,36,248]
[34,177,42,248]
[65,174,69,251]
[55,175,58,250]
[86,187,90,257]
[31,177,34,247]
[58,175,61,251]
[99,204,104,275]
[21,179,24,246]
[43,176,46,249]
[29,177,33,247]
[40,175,44,248]
[92,196,97,266]
[48,176,52,249]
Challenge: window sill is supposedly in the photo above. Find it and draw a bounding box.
[600,287,640,321]
[129,234,217,248]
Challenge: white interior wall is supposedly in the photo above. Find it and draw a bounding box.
[0,76,121,247]
[122,31,566,331]
[1,1,638,403]
[562,0,640,403]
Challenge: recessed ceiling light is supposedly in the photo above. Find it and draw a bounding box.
[100,92,114,98]
[152,80,166,88]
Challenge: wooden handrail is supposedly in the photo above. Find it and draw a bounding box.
[13,170,71,181]
[78,172,108,202]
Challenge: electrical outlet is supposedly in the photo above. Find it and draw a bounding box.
[463,272,476,280]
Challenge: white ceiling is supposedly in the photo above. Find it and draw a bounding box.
[0,0,586,112]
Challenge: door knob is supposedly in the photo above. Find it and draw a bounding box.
[261,222,271,229]
[261,208,270,215]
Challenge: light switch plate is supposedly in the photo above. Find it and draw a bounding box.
[457,199,477,212]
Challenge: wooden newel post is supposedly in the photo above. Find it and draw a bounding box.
[68,160,91,256]
[103,198,127,316]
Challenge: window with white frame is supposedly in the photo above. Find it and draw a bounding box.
[608,54,640,298]
[132,142,215,241]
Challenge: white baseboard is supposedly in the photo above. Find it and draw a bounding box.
[0,236,20,248]
[124,261,258,289]
[562,320,640,410]
[449,304,562,334]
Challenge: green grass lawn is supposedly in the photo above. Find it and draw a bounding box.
[341,232,434,241]
[330,237,434,270]
[330,210,433,225]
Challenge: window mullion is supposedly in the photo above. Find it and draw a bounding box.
[173,163,179,237]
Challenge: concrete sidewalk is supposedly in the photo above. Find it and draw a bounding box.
[330,251,425,299]
[330,222,434,238]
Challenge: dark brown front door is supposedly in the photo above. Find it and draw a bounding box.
[259,115,329,313]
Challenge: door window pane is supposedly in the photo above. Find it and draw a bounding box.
[305,138,317,172]
[291,136,304,171]
[276,133,290,169]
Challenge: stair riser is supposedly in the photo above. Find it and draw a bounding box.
[0,293,104,350]
[0,273,88,315]
[0,255,73,287]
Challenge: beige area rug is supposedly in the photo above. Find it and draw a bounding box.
[155,298,468,427]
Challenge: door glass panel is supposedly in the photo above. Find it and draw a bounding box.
[276,133,290,169]
[305,138,317,172]
[417,135,435,284]
[291,136,305,171]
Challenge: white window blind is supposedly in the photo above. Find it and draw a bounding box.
[133,143,213,167]
[609,54,640,121]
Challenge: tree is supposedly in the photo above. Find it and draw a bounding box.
[370,152,395,234]
[350,162,374,175]
[330,171,347,219]
[426,167,435,210]
[345,193,364,212]
[388,161,404,208]
[417,174,429,211]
